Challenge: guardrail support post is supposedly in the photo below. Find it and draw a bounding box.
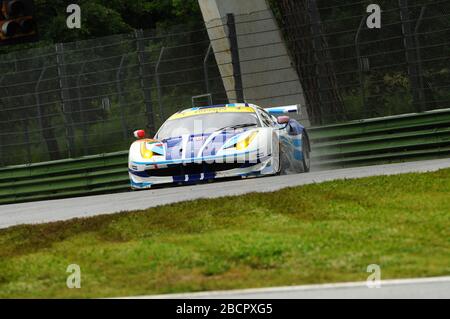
[116,55,129,140]
[135,29,156,135]
[0,76,5,166]
[55,43,77,157]
[355,16,367,117]
[414,6,427,112]
[399,0,424,113]
[76,62,89,155]
[203,43,212,95]
[154,46,165,122]
[23,117,32,164]
[35,66,60,161]
[227,13,244,103]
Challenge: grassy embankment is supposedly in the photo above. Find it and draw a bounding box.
[0,169,449,298]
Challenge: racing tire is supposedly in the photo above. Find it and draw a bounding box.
[279,133,311,175]
[278,144,288,175]
[299,133,311,173]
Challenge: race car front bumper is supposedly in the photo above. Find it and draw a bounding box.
[128,154,274,189]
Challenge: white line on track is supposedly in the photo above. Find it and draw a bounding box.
[123,276,450,299]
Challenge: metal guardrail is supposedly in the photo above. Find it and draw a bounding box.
[310,108,450,167]
[1,108,450,205]
[0,151,129,205]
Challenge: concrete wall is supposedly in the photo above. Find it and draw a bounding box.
[198,0,309,124]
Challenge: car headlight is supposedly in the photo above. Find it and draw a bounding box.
[235,131,258,150]
[140,142,154,159]
[140,141,164,159]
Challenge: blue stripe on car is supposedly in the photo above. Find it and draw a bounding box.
[294,149,303,160]
[173,175,186,183]
[131,180,153,188]
[129,169,150,177]
[132,150,258,165]
[292,138,302,147]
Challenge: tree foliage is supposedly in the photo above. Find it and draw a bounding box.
[0,0,202,53]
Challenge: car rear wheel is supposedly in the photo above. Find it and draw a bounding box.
[300,133,311,173]
[278,144,288,175]
[278,132,311,174]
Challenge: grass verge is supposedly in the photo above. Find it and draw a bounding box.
[0,169,449,298]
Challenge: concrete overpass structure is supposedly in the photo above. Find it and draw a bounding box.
[198,0,310,125]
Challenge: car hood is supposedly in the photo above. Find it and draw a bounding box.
[161,128,256,160]
[132,128,259,164]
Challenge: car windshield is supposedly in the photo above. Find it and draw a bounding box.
[156,112,260,140]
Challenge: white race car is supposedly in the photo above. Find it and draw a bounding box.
[128,103,310,189]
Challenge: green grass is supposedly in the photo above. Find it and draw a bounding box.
[0,169,449,298]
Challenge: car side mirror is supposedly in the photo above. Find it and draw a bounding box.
[277,116,290,124]
[133,130,146,139]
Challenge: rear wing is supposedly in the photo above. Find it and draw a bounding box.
[266,104,299,115]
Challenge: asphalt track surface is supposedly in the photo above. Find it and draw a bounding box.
[129,276,450,299]
[0,158,449,229]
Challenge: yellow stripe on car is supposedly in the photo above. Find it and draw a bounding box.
[168,106,255,120]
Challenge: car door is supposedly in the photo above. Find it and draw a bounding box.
[255,108,280,170]
[263,109,305,173]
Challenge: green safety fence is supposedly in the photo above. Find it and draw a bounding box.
[1,108,450,205]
